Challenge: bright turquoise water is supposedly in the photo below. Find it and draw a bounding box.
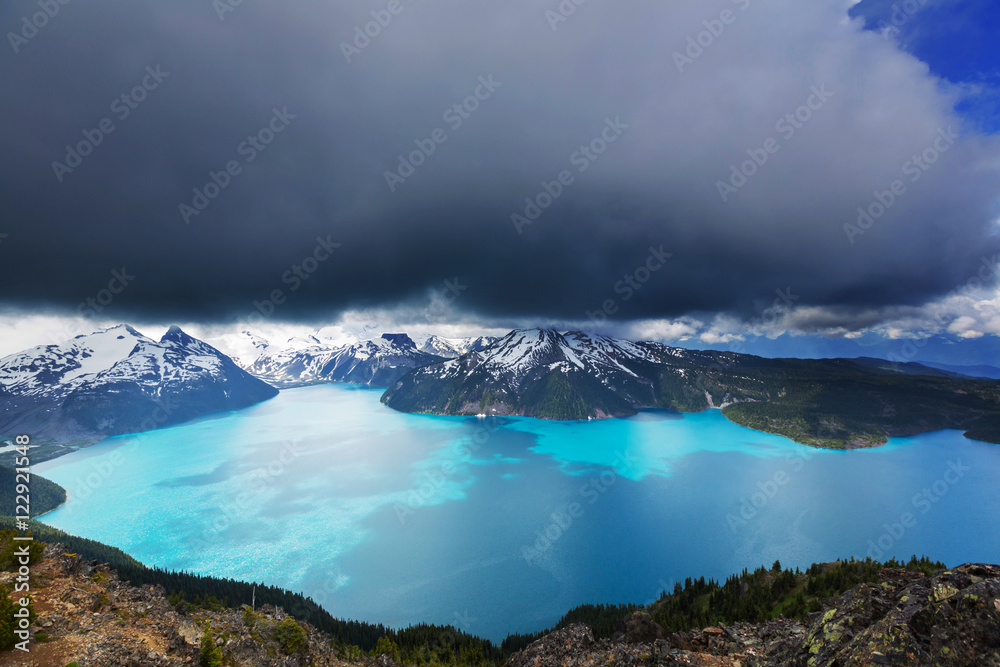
[35,384,1000,640]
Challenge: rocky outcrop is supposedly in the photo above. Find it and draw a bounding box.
[506,619,807,667]
[506,624,660,667]
[507,564,1000,666]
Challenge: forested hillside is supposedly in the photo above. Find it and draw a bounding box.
[0,464,66,517]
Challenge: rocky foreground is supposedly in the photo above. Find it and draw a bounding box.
[0,544,354,667]
[510,563,1000,667]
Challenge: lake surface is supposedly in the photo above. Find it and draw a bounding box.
[36,384,1000,640]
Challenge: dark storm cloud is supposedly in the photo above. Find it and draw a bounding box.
[1,0,998,325]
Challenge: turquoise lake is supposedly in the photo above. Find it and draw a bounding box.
[35,384,1000,640]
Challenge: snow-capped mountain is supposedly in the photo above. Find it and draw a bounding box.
[246,333,447,387]
[468,329,660,378]
[381,328,802,419]
[382,328,683,419]
[418,335,499,358]
[0,324,278,458]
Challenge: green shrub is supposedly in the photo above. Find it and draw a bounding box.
[0,584,35,651]
[274,617,307,654]
[0,529,44,571]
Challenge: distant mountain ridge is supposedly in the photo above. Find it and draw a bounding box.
[238,332,447,388]
[916,360,1000,380]
[0,324,278,462]
[4,325,999,456]
[381,328,1000,449]
[419,335,499,358]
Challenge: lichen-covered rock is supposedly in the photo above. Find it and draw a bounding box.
[748,564,1000,666]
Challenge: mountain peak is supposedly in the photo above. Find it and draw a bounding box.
[159,326,223,358]
[507,327,560,337]
[381,333,416,350]
[160,325,192,344]
[85,323,144,340]
[493,329,566,356]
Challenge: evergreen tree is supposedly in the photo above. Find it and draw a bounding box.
[199,627,223,667]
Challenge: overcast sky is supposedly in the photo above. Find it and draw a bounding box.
[0,0,998,356]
